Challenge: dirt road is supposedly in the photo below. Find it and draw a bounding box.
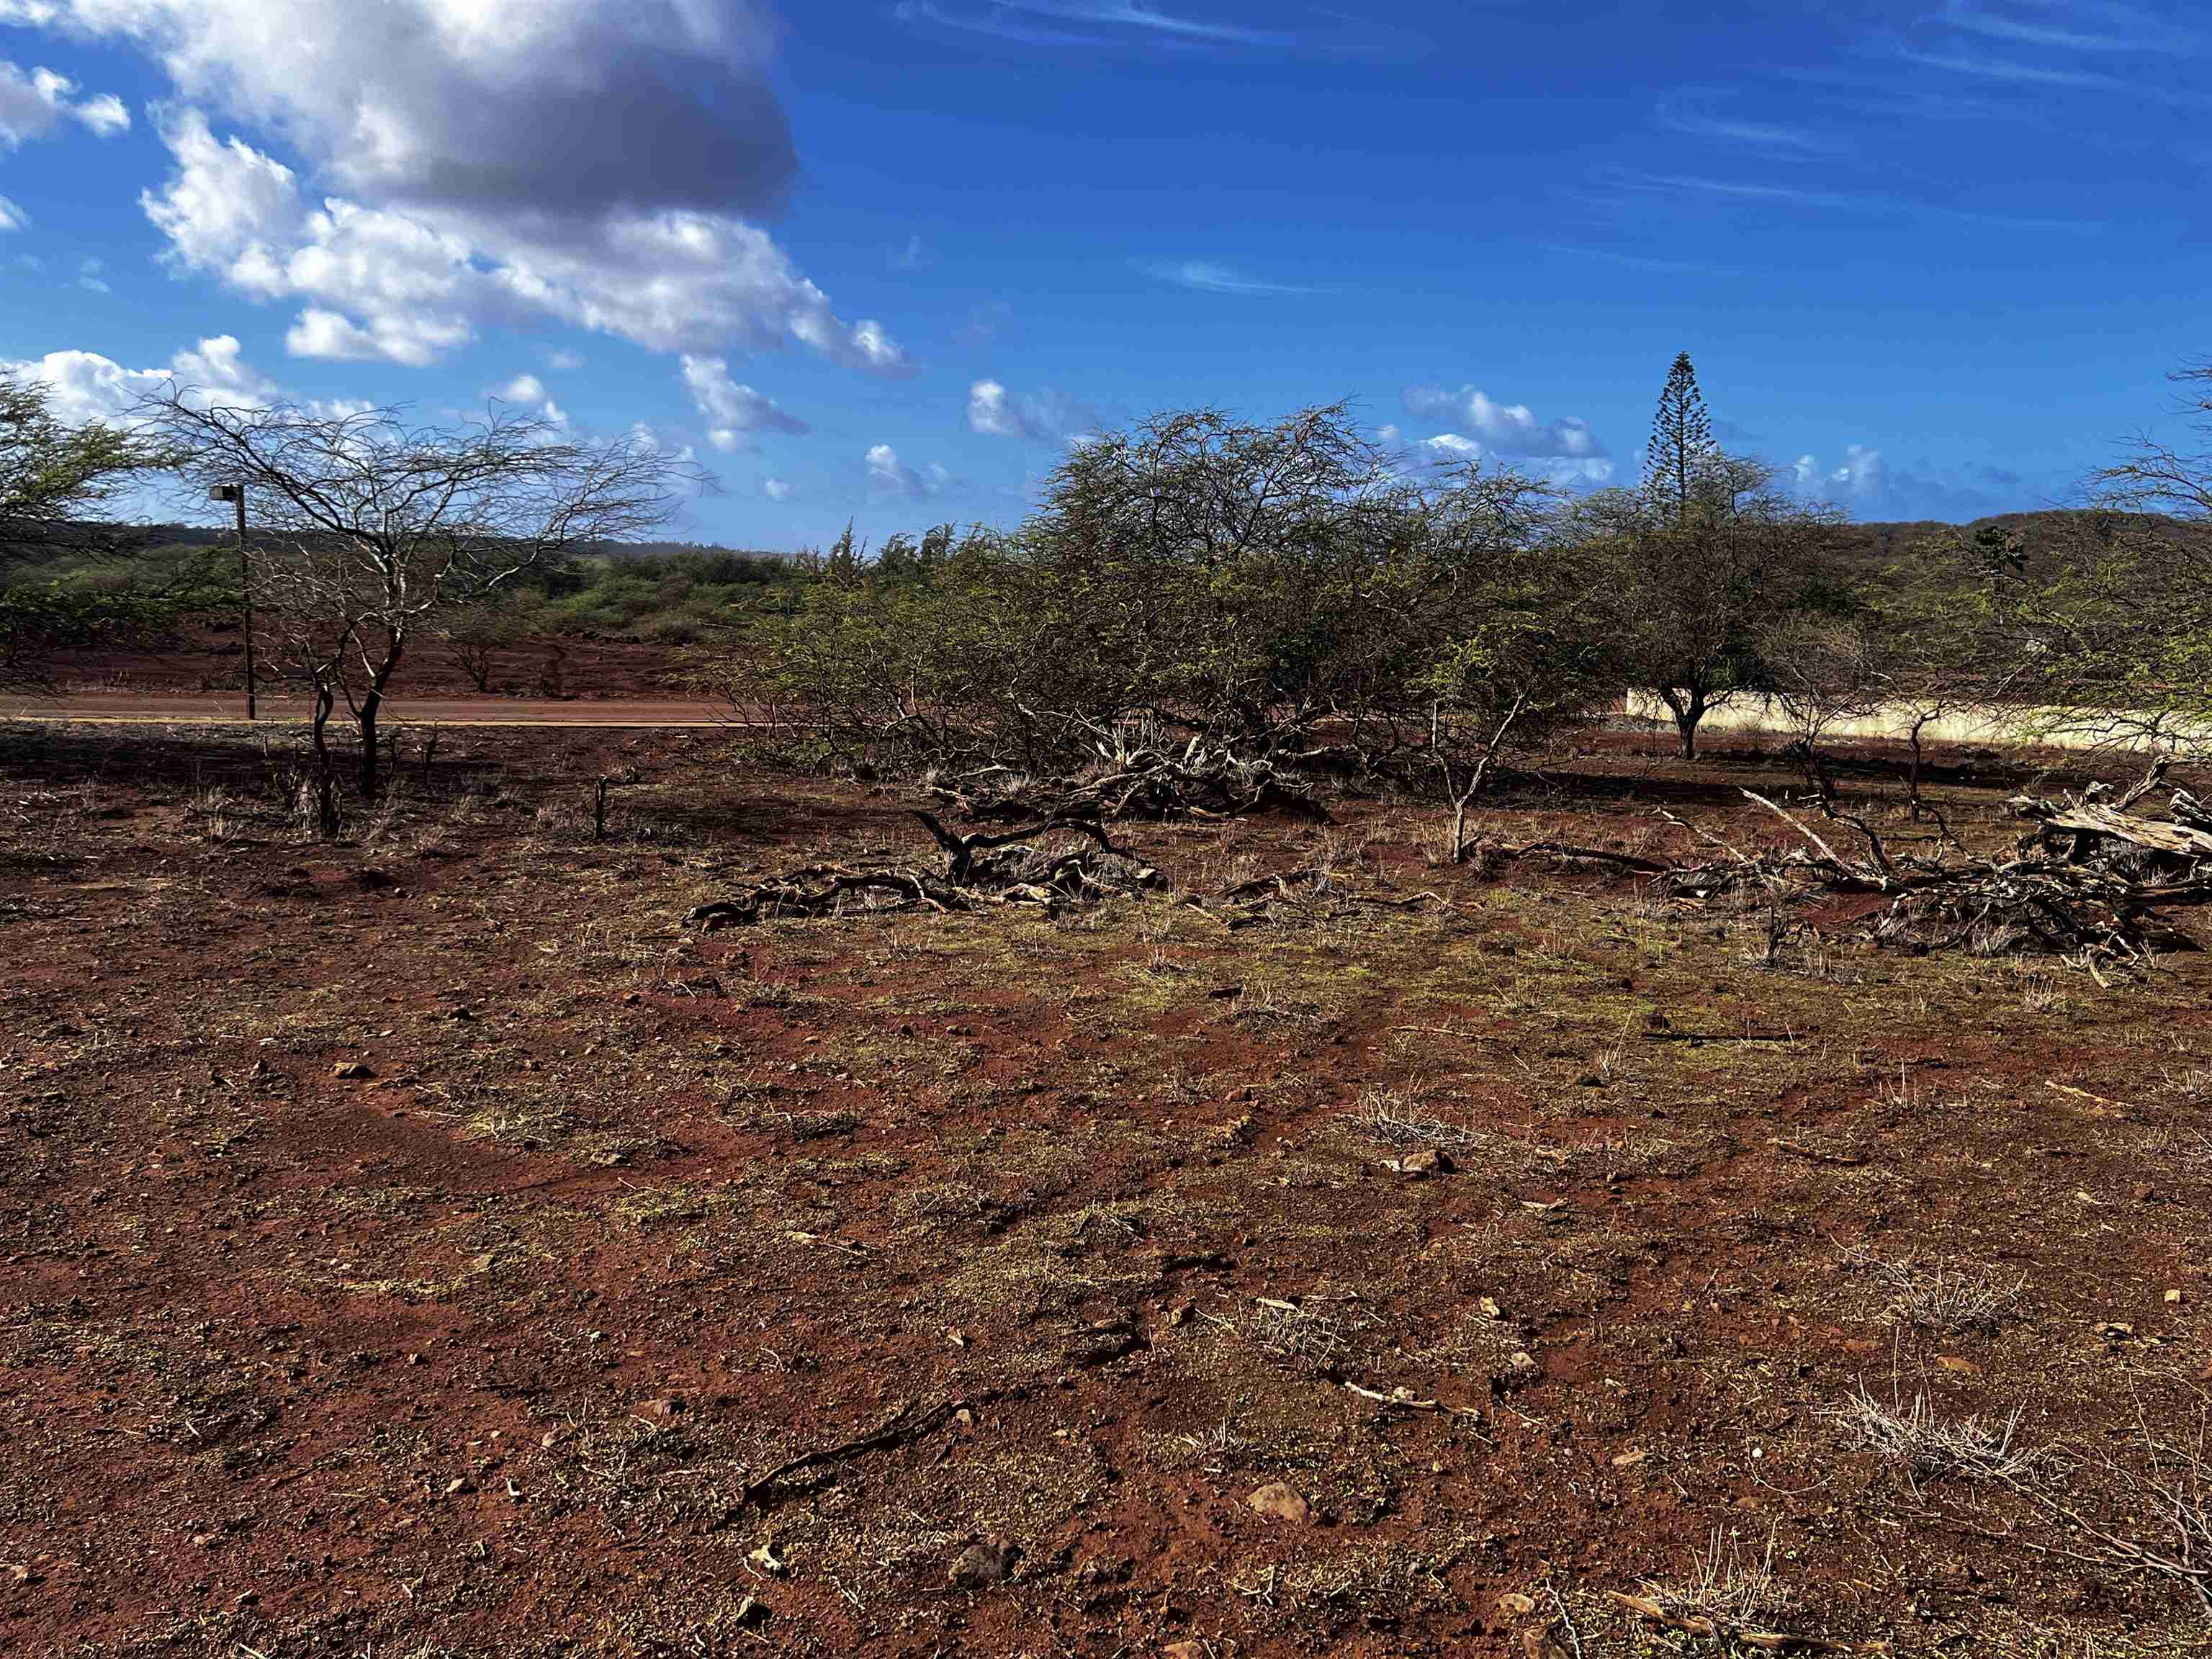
[3,692,736,727]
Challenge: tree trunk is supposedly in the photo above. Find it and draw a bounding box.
[356,690,382,798]
[1906,718,1928,821]
[356,640,402,797]
[1656,685,1705,761]
[309,680,339,841]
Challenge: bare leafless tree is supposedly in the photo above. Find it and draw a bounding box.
[138,390,703,830]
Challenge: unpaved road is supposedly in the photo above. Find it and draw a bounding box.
[4,692,735,727]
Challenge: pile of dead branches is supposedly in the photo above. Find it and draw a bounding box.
[1195,866,1441,931]
[925,732,1327,825]
[1619,768,2212,976]
[687,809,1160,928]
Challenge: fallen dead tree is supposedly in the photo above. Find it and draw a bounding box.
[925,732,1328,825]
[1197,866,1442,930]
[687,808,1159,928]
[1627,773,2212,975]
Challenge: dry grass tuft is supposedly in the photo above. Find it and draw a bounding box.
[1825,1382,2038,1482]
[1345,1087,1483,1151]
[1844,1245,2027,1334]
[1641,1526,1794,1632]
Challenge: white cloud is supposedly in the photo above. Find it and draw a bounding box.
[545,348,584,372]
[285,304,470,369]
[680,354,807,451]
[866,443,952,498]
[138,109,915,369]
[1797,444,1882,500]
[0,60,130,148]
[1,333,277,423]
[487,372,567,427]
[0,196,25,233]
[1136,259,1323,295]
[1388,413,1612,488]
[7,0,791,217]
[761,477,793,502]
[1401,384,1606,461]
[968,377,1094,444]
[9,5,910,373]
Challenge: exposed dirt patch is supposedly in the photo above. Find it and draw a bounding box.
[4,722,2211,1656]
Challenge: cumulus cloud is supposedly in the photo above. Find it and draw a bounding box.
[1419,433,1485,464]
[1794,444,1882,500]
[131,107,915,371]
[1400,384,1607,462]
[8,4,909,373]
[0,334,276,423]
[1385,422,1613,487]
[6,0,791,217]
[761,477,793,502]
[0,60,129,148]
[680,354,807,452]
[0,196,25,233]
[487,372,567,426]
[967,378,1094,444]
[866,443,953,498]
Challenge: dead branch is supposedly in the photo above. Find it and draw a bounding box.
[739,1396,973,1507]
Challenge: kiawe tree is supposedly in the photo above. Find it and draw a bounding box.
[139,389,701,833]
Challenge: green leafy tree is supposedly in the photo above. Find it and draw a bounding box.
[0,372,168,684]
[1604,355,1844,759]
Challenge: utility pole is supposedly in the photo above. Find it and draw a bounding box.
[209,482,255,720]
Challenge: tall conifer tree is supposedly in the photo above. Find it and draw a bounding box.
[1642,351,1717,526]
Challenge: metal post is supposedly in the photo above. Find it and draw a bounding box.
[211,482,255,720]
[235,485,255,721]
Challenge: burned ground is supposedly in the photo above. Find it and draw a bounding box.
[4,721,2212,1656]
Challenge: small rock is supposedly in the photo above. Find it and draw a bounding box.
[949,1540,1013,1588]
[332,1061,372,1079]
[1498,1591,1538,1614]
[2168,1288,2186,1305]
[734,1593,768,1627]
[1611,1447,1647,1468]
[1510,1350,1537,1372]
[1935,1354,1978,1374]
[1479,1296,1503,1320]
[1399,1148,1453,1178]
[1246,1481,1310,1524]
[749,1543,787,1577]
[639,1397,682,1419]
[1165,1645,1210,1659]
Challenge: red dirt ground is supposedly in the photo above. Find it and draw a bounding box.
[4,721,2211,1657]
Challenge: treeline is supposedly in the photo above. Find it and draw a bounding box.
[717,356,2212,812]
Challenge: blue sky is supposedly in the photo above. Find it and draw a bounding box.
[0,0,2201,549]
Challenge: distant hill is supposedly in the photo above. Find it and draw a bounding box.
[1817,508,2200,581]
